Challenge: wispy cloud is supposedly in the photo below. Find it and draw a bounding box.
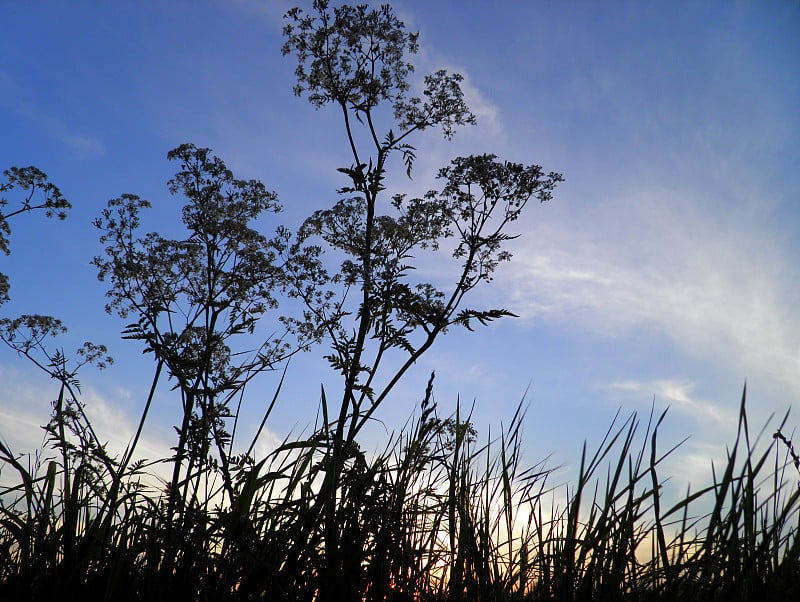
[0,70,106,157]
[0,361,289,480]
[497,186,800,398]
[605,379,736,429]
[452,69,504,144]
[61,134,106,156]
[658,442,729,505]
[0,364,168,466]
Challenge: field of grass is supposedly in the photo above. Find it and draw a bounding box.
[1,373,798,601]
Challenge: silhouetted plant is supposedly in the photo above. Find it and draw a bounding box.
[91,144,325,586]
[282,3,562,596]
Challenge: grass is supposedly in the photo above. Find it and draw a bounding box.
[1,372,798,601]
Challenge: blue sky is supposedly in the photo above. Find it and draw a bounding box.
[1,1,799,498]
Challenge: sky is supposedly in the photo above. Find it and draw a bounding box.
[1,1,799,501]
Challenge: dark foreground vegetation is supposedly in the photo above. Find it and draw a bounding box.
[1,2,798,600]
[1,365,800,602]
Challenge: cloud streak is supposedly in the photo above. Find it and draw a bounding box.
[0,364,169,471]
[0,70,105,157]
[499,185,800,398]
[605,379,736,429]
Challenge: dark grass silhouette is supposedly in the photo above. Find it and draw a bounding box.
[1,378,799,601]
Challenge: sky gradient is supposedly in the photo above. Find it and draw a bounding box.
[1,1,799,499]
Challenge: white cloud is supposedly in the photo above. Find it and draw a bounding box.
[0,361,290,490]
[397,40,509,173]
[497,186,800,398]
[0,363,169,471]
[0,364,55,452]
[454,70,504,143]
[63,134,106,156]
[249,429,284,460]
[605,379,736,429]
